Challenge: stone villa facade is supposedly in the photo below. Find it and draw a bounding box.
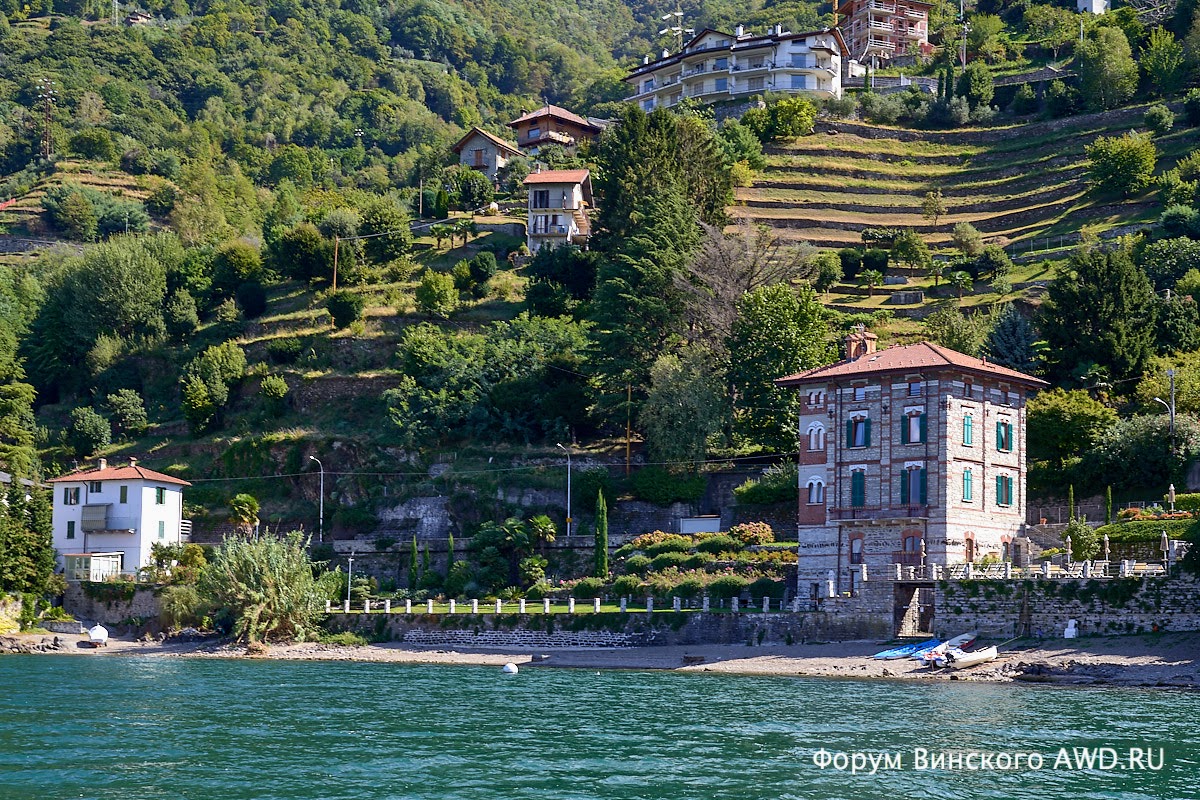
[776,329,1047,600]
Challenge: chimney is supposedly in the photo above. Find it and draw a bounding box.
[845,324,878,360]
[98,458,107,470]
[735,24,744,37]
[129,457,138,467]
[644,54,650,64]
[774,23,782,36]
[662,48,669,58]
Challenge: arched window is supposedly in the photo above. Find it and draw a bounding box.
[849,536,864,564]
[807,423,826,451]
[806,478,825,504]
[964,534,976,563]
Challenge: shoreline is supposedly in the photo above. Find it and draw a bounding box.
[5,631,1199,688]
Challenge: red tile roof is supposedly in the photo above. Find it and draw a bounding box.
[48,464,191,486]
[524,169,590,185]
[507,104,601,132]
[775,341,1047,387]
[451,126,521,156]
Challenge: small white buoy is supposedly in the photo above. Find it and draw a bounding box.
[502,663,519,675]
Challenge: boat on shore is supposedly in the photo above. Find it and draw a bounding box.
[873,638,939,660]
[936,645,998,670]
[915,632,977,663]
[87,625,108,648]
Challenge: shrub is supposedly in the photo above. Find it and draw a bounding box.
[748,576,786,599]
[267,337,303,365]
[612,574,643,597]
[571,577,605,599]
[643,535,693,557]
[159,584,205,630]
[214,298,241,324]
[165,291,199,340]
[468,252,498,285]
[630,466,706,505]
[105,389,148,439]
[624,554,652,575]
[236,281,267,318]
[650,551,690,571]
[67,407,111,457]
[260,375,290,416]
[326,290,365,329]
[1186,89,1200,126]
[686,552,718,569]
[733,463,799,505]
[1144,104,1174,137]
[415,271,457,316]
[695,534,743,555]
[729,522,775,545]
[1086,132,1157,197]
[861,248,889,273]
[675,575,707,598]
[708,574,749,599]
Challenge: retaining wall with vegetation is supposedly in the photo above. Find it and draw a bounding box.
[63,583,162,626]
[936,574,1200,639]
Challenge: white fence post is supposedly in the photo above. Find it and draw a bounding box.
[383,599,391,614]
[519,599,527,614]
[568,597,576,614]
[448,599,456,614]
[471,599,478,614]
[405,599,412,614]
[593,598,600,613]
[495,599,503,614]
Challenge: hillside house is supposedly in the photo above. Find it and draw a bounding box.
[776,329,1046,600]
[451,127,522,184]
[626,25,845,111]
[50,458,191,579]
[1077,0,1108,13]
[523,168,592,252]
[507,105,605,154]
[835,0,932,65]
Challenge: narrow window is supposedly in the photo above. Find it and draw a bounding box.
[158,520,166,540]
[847,418,870,448]
[850,470,866,507]
[155,487,166,505]
[88,481,102,494]
[849,537,864,564]
[963,469,973,502]
[119,485,128,504]
[963,414,974,446]
[66,521,76,540]
[908,381,922,397]
[807,479,825,504]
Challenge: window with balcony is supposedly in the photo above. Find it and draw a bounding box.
[527,126,541,140]
[532,190,550,209]
[846,417,870,448]
[748,76,765,91]
[790,74,808,90]
[898,467,926,505]
[790,55,811,69]
[902,533,922,559]
[713,57,728,70]
[714,77,728,92]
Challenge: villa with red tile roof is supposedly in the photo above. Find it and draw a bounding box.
[775,327,1047,599]
[49,457,191,580]
[523,168,592,252]
[507,105,605,154]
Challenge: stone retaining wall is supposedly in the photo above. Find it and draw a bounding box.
[936,574,1200,639]
[328,608,892,648]
[63,583,162,626]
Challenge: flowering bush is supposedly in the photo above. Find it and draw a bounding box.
[729,522,775,545]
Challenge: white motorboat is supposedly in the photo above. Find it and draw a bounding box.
[915,631,978,663]
[87,625,109,647]
[936,645,998,670]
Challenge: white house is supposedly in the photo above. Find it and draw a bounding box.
[523,168,592,252]
[1077,0,1108,14]
[50,458,191,579]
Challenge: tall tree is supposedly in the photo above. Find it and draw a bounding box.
[1077,27,1139,110]
[983,304,1040,374]
[594,490,608,579]
[728,283,833,450]
[1141,26,1185,97]
[1040,243,1157,387]
[639,348,725,464]
[1027,388,1118,468]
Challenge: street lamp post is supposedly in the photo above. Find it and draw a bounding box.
[557,443,572,537]
[1153,368,1176,454]
[346,550,355,606]
[309,455,324,543]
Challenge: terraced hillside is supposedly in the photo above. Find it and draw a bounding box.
[733,104,1195,254]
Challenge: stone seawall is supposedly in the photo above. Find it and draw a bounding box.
[936,575,1200,638]
[63,583,162,627]
[328,609,892,648]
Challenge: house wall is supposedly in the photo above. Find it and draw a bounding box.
[527,181,584,252]
[456,133,511,182]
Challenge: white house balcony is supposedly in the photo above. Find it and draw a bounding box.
[868,1,898,13]
[903,7,927,19]
[531,224,574,236]
[869,18,894,32]
[732,61,773,72]
[688,83,731,98]
[867,37,897,50]
[901,26,925,39]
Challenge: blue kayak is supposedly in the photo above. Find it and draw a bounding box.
[873,638,940,660]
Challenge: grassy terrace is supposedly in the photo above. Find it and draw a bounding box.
[336,600,771,614]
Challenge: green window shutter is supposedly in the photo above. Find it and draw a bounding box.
[919,468,927,504]
[864,419,871,447]
[900,470,909,504]
[846,419,854,447]
[995,421,1002,450]
[963,470,972,501]
[964,415,973,445]
[919,413,927,443]
[851,471,865,507]
[996,475,1003,504]
[1006,477,1014,505]
[900,417,908,444]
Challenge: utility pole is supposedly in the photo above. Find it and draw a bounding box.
[309,455,324,543]
[37,78,56,161]
[332,234,339,290]
[625,383,632,476]
[557,443,572,537]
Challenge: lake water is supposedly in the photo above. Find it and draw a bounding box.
[0,655,1196,800]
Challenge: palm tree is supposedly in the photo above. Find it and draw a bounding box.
[861,269,884,297]
[430,223,452,250]
[528,514,557,557]
[950,270,974,299]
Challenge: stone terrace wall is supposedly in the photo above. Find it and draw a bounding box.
[936,575,1200,639]
[328,608,892,648]
[63,583,162,627]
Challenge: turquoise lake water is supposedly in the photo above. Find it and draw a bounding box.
[0,655,1196,800]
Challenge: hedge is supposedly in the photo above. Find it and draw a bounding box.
[1094,519,1200,543]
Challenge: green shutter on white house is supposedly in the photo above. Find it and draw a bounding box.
[964,415,973,445]
[996,475,1003,505]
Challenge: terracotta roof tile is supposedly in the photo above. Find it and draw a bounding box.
[48,464,191,486]
[775,341,1047,387]
[507,104,601,131]
[451,126,521,156]
[524,169,590,185]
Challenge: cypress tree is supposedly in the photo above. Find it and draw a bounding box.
[1105,485,1113,525]
[1068,484,1076,522]
[408,535,419,590]
[445,532,455,577]
[594,490,609,579]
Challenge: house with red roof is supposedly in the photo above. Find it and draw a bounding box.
[775,327,1047,599]
[49,457,192,579]
[450,126,521,184]
[523,167,592,252]
[507,105,605,154]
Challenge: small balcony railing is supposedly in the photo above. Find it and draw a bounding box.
[531,224,571,236]
[829,504,929,521]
